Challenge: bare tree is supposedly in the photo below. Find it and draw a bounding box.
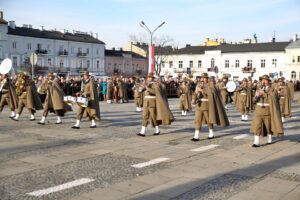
[128,34,175,76]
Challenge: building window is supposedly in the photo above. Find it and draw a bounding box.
[78,48,82,53]
[79,60,83,68]
[247,60,253,67]
[298,56,300,63]
[189,61,193,68]
[261,59,266,68]
[47,58,52,66]
[0,32,2,40]
[12,56,17,67]
[96,60,100,69]
[87,60,90,68]
[59,60,64,68]
[198,60,202,68]
[37,43,42,50]
[59,45,63,52]
[71,47,74,54]
[87,48,89,54]
[272,59,277,67]
[292,56,295,63]
[96,49,99,55]
[179,61,183,68]
[169,61,173,68]
[12,42,17,49]
[211,58,215,68]
[225,60,229,68]
[27,43,31,50]
[235,60,240,68]
[47,44,51,50]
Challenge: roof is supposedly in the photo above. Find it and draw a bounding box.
[286,40,300,49]
[165,42,290,55]
[7,26,105,44]
[105,49,147,59]
[215,42,290,53]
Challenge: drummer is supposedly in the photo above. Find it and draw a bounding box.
[72,71,100,129]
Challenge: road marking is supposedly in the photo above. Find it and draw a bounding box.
[27,178,94,197]
[191,144,220,152]
[131,157,170,168]
[233,134,250,140]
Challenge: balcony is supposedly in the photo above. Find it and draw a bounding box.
[58,50,68,56]
[35,49,48,55]
[242,66,256,73]
[77,52,87,57]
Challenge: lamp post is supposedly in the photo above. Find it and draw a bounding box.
[140,21,165,74]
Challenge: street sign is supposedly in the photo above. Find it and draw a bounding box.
[30,53,37,65]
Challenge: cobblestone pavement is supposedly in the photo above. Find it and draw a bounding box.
[0,94,300,200]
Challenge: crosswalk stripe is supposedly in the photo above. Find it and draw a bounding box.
[131,157,170,168]
[233,134,250,140]
[191,144,219,152]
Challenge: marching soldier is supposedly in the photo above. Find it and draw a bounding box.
[217,76,229,109]
[287,80,295,101]
[177,79,192,116]
[133,78,143,112]
[12,72,43,121]
[137,73,174,136]
[277,78,292,123]
[72,71,100,129]
[191,73,229,141]
[38,72,72,125]
[235,78,252,121]
[250,75,284,147]
[0,73,18,118]
[106,78,113,103]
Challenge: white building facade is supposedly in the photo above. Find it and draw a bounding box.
[160,40,300,81]
[0,12,105,76]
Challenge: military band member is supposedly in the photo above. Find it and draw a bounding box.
[133,78,143,112]
[287,80,295,101]
[217,76,229,109]
[235,78,252,121]
[137,73,174,136]
[277,78,292,123]
[177,79,192,116]
[250,75,284,147]
[12,72,43,121]
[72,71,100,129]
[0,73,18,118]
[191,73,229,141]
[106,78,113,103]
[38,72,72,125]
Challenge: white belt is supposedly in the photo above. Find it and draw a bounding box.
[145,96,156,99]
[201,98,208,102]
[240,93,247,96]
[280,97,285,99]
[257,103,269,106]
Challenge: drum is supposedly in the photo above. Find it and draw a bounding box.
[226,81,237,92]
[76,97,88,107]
[64,96,77,106]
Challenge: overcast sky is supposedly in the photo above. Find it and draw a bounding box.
[1,0,300,48]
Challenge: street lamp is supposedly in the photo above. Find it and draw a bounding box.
[140,21,165,74]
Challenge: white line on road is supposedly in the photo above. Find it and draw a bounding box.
[191,144,220,152]
[233,134,251,140]
[27,178,94,197]
[131,157,170,168]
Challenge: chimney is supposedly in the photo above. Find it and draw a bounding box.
[0,11,3,19]
[293,34,298,42]
[39,26,44,31]
[29,24,32,28]
[120,48,123,51]
[112,48,115,51]
[8,21,16,29]
[186,44,191,47]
